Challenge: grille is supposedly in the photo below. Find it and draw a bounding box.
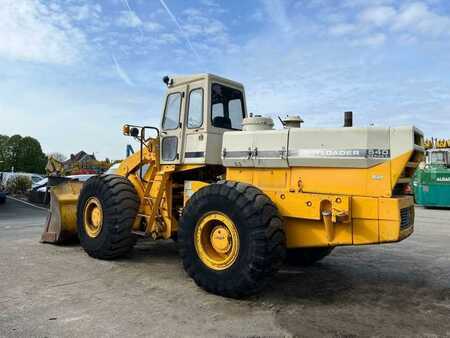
[400,207,413,230]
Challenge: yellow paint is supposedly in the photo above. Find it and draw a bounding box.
[227,151,417,248]
[42,181,84,242]
[114,138,188,239]
[284,218,352,248]
[225,150,415,198]
[378,196,414,242]
[117,142,156,177]
[225,168,253,184]
[83,197,103,238]
[389,151,413,190]
[351,196,378,219]
[353,219,379,244]
[45,129,418,249]
[351,196,379,244]
[183,180,210,206]
[194,212,240,270]
[253,169,288,189]
[173,164,206,172]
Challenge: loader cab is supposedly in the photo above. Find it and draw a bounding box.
[427,149,449,167]
[160,74,247,165]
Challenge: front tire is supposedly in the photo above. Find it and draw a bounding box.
[178,181,286,298]
[77,175,139,259]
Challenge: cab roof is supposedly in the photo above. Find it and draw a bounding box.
[167,73,244,89]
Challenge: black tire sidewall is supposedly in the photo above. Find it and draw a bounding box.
[181,192,253,282]
[76,175,138,258]
[179,182,283,296]
[77,176,113,252]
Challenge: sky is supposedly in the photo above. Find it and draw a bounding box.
[0,0,449,160]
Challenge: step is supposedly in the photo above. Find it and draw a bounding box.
[397,177,412,184]
[131,230,149,237]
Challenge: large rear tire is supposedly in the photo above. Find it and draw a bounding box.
[286,247,334,266]
[77,175,139,259]
[178,181,286,298]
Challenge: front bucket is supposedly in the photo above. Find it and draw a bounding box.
[41,178,84,244]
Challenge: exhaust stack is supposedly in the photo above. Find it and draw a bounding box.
[344,111,353,127]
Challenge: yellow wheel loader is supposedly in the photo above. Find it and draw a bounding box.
[42,74,425,297]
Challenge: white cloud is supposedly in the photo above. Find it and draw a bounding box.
[353,33,386,46]
[117,10,143,28]
[341,0,395,9]
[359,5,396,26]
[112,55,134,86]
[392,2,450,36]
[261,0,292,33]
[183,8,203,17]
[0,0,87,64]
[158,0,200,59]
[158,33,179,44]
[2,0,449,160]
[144,21,163,32]
[329,23,357,36]
[116,8,162,35]
[183,13,226,37]
[200,0,221,8]
[69,3,102,21]
[326,1,450,47]
[249,10,264,22]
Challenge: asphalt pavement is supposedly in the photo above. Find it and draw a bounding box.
[0,197,449,337]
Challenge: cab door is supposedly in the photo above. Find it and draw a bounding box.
[160,85,187,164]
[183,80,206,163]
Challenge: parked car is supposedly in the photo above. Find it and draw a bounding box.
[28,174,95,204]
[67,174,96,182]
[0,173,6,204]
[0,191,6,204]
[32,177,49,191]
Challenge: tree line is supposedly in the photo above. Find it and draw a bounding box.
[0,134,47,174]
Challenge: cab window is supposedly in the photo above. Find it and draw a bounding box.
[187,88,203,129]
[162,92,182,130]
[430,151,448,165]
[211,83,244,130]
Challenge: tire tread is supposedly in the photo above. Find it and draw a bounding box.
[179,180,286,298]
[77,174,139,260]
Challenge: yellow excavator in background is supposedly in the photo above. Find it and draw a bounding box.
[45,156,65,176]
[42,74,424,297]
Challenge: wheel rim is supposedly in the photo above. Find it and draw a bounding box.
[194,212,239,271]
[83,197,103,238]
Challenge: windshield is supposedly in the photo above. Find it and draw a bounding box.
[162,92,182,130]
[429,151,448,165]
[33,178,48,187]
[211,83,244,130]
[32,175,43,183]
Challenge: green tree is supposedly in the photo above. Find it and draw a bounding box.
[17,137,47,174]
[6,134,22,172]
[0,135,9,171]
[0,134,47,174]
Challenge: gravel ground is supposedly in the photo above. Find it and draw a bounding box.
[0,197,449,337]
